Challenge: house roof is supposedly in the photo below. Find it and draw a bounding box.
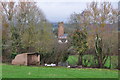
[58,34,68,39]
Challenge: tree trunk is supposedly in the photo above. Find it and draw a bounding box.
[98,57,103,68]
[78,53,82,65]
[109,56,111,69]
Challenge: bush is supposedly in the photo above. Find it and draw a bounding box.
[10,53,18,59]
[83,55,98,67]
[67,55,78,65]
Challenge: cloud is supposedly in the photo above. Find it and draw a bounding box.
[37,2,118,22]
[37,2,87,22]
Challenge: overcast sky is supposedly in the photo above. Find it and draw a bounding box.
[37,0,118,23]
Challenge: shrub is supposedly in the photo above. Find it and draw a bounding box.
[10,53,18,59]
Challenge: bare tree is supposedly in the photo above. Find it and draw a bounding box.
[69,1,118,68]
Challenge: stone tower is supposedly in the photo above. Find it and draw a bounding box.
[58,22,64,38]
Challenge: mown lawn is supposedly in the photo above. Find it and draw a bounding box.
[2,64,118,78]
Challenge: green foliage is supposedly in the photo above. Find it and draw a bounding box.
[62,53,69,62]
[71,29,88,54]
[10,53,18,59]
[10,26,22,54]
[71,29,88,65]
[83,55,98,67]
[104,56,118,69]
[67,55,78,65]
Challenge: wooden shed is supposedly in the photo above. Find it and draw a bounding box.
[12,53,40,66]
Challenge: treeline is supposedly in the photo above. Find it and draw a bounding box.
[1,1,70,65]
[1,2,55,63]
[1,1,118,69]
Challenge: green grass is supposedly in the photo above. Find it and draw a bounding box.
[67,55,118,69]
[2,64,118,78]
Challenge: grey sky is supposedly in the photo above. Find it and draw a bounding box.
[37,1,118,23]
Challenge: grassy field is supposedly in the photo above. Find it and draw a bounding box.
[2,64,118,78]
[67,55,118,69]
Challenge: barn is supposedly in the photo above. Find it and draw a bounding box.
[12,53,40,66]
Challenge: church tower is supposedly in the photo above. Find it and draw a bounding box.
[58,22,64,37]
[58,22,68,43]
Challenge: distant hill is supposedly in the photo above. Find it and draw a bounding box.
[51,22,118,33]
